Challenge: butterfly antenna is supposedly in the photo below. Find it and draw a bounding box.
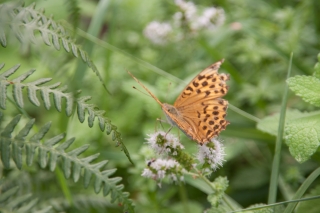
[132,86,152,97]
[165,82,172,101]
[127,71,163,106]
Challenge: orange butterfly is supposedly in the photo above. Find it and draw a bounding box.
[128,59,229,145]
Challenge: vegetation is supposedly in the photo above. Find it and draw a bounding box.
[0,0,320,212]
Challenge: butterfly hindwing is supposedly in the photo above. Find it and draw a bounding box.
[174,98,229,143]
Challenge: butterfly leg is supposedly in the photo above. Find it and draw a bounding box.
[164,125,173,138]
[156,118,168,131]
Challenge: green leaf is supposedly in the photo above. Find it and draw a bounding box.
[285,112,320,163]
[257,109,305,136]
[287,76,320,107]
[207,177,229,207]
[314,53,320,79]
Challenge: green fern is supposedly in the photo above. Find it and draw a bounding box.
[0,63,133,164]
[0,113,135,212]
[0,2,109,93]
[0,185,52,213]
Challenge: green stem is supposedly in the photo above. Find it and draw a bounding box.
[188,170,237,211]
[228,104,260,123]
[268,53,293,204]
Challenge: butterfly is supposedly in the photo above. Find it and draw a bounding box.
[128,59,229,145]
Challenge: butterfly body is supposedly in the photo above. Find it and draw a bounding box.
[162,103,195,141]
[128,59,229,145]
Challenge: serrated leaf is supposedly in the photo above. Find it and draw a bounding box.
[84,169,93,188]
[49,152,58,171]
[287,76,320,107]
[0,64,20,78]
[92,160,108,170]
[62,156,72,178]
[65,94,73,116]
[38,147,48,168]
[103,183,111,196]
[40,89,51,110]
[79,49,87,62]
[44,133,65,146]
[97,115,105,131]
[12,141,23,169]
[314,62,320,79]
[26,144,36,166]
[257,109,305,136]
[56,138,75,150]
[61,38,70,52]
[27,87,40,106]
[106,124,112,135]
[1,138,11,168]
[94,176,103,193]
[8,193,32,208]
[88,109,95,127]
[40,30,51,45]
[52,34,60,50]
[72,162,81,182]
[71,43,78,57]
[30,122,51,141]
[0,83,8,109]
[102,168,117,177]
[13,84,25,108]
[1,114,21,137]
[77,102,85,123]
[0,29,6,47]
[81,153,100,163]
[0,186,19,202]
[68,144,89,156]
[285,112,320,163]
[53,93,62,112]
[17,198,38,211]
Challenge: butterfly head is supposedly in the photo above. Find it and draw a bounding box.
[162,103,180,126]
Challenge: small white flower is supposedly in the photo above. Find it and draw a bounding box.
[193,7,226,31]
[143,21,172,45]
[141,158,185,183]
[197,137,225,171]
[174,0,197,20]
[146,131,184,155]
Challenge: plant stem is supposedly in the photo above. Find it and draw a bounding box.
[268,53,293,204]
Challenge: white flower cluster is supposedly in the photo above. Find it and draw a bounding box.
[141,131,226,183]
[144,0,226,45]
[143,21,173,45]
[141,158,185,184]
[145,131,184,156]
[197,137,225,172]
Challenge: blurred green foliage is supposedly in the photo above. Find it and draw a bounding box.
[1,0,320,212]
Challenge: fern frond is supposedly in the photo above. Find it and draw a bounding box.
[0,64,133,164]
[0,185,52,213]
[0,114,135,212]
[0,2,110,94]
[40,194,116,212]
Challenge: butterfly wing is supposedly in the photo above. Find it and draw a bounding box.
[173,60,230,143]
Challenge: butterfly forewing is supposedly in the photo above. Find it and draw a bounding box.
[173,60,229,108]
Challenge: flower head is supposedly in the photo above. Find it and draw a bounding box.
[143,21,172,45]
[197,137,225,172]
[146,131,184,156]
[141,158,185,184]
